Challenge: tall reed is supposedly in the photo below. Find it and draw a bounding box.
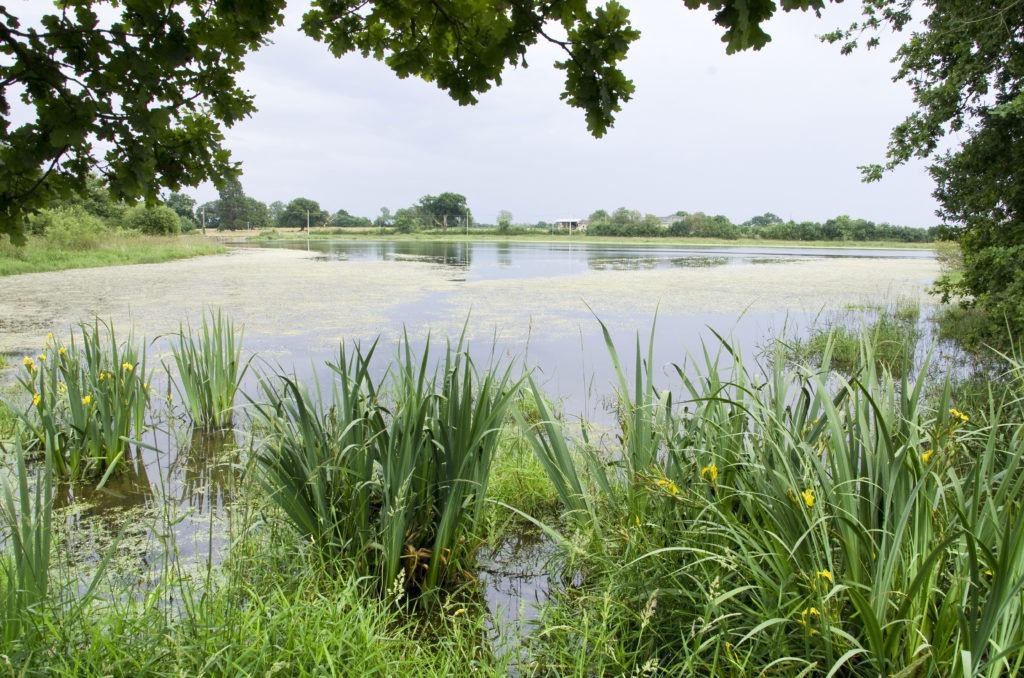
[169,310,250,429]
[524,325,1024,676]
[17,320,151,484]
[0,434,53,649]
[253,333,522,594]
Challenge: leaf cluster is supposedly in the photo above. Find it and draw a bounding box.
[0,1,287,242]
[1,0,843,243]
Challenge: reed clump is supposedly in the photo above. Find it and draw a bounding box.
[520,326,1024,676]
[169,310,251,430]
[252,334,522,596]
[16,320,150,484]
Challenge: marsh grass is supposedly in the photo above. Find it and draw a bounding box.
[17,320,151,484]
[792,300,922,376]
[521,325,1024,676]
[0,234,225,276]
[4,309,1024,676]
[487,427,562,524]
[169,310,250,429]
[1,431,508,676]
[253,332,523,595]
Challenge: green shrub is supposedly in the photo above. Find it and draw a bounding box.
[124,204,181,235]
[43,207,108,249]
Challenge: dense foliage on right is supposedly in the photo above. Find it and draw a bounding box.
[825,0,1024,347]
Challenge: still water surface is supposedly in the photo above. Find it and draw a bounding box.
[1,239,939,638]
[241,239,938,418]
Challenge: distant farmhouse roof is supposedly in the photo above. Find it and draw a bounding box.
[554,218,586,231]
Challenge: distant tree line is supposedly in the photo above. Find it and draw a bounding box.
[193,185,474,234]
[21,174,936,250]
[194,179,374,231]
[586,208,936,243]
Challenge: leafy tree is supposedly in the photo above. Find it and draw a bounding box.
[332,209,372,228]
[42,175,128,228]
[165,192,197,231]
[375,207,393,229]
[268,201,287,225]
[165,193,196,222]
[243,197,272,229]
[393,207,424,234]
[196,201,220,231]
[588,207,663,236]
[217,177,248,231]
[0,2,285,243]
[278,198,329,229]
[417,193,472,229]
[827,1,1024,343]
[496,210,514,233]
[124,204,181,235]
[1,0,833,242]
[744,212,783,228]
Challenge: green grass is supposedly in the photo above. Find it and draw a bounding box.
[487,425,563,524]
[0,234,226,276]
[169,310,251,430]
[790,300,923,376]
[3,310,1024,676]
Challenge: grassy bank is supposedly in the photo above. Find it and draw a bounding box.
[0,234,226,276]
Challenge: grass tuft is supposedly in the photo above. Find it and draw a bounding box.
[169,310,251,430]
[253,332,523,595]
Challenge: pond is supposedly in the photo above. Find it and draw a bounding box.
[1,238,939,416]
[0,238,939,657]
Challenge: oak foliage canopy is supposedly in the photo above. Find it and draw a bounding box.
[0,0,832,242]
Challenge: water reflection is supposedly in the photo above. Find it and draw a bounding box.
[668,256,729,268]
[54,444,154,515]
[272,239,475,271]
[172,427,239,514]
[479,527,557,668]
[496,241,513,268]
[587,256,660,271]
[250,239,933,283]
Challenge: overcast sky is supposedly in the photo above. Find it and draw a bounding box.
[16,1,940,228]
[197,2,940,228]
